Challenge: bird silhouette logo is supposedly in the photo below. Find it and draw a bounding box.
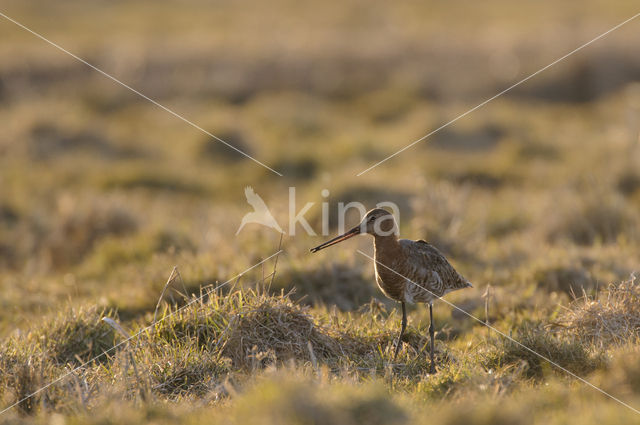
[236,186,284,235]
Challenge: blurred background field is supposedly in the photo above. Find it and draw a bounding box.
[1,0,640,423]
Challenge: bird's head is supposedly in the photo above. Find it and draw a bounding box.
[359,208,397,236]
[310,208,397,253]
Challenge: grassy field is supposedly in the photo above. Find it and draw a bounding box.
[1,0,640,423]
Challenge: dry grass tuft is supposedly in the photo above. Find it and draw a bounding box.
[0,355,44,414]
[556,277,640,347]
[484,322,603,378]
[598,345,640,397]
[150,289,381,371]
[221,295,344,368]
[2,306,118,367]
[0,306,118,413]
[146,344,227,397]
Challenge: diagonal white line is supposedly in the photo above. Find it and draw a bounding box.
[0,250,283,416]
[0,11,283,177]
[357,12,640,176]
[356,249,640,415]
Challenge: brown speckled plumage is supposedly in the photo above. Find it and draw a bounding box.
[310,208,473,371]
[374,237,471,304]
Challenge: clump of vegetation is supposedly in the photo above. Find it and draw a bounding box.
[149,288,392,371]
[534,265,596,295]
[2,306,117,367]
[484,322,603,378]
[219,294,342,367]
[195,129,254,163]
[617,170,640,197]
[272,157,319,180]
[0,306,118,413]
[146,343,228,397]
[556,277,640,347]
[44,200,138,269]
[547,194,638,245]
[597,345,640,396]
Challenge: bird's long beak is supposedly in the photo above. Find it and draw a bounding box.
[310,226,360,253]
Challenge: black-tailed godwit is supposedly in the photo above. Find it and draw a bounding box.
[310,208,472,373]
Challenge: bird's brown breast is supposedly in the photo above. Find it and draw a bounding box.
[374,261,406,301]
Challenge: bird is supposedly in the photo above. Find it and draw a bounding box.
[236,186,284,235]
[310,208,472,373]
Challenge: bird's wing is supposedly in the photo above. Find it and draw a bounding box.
[400,239,469,291]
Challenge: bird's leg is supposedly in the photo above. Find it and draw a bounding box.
[429,302,436,374]
[393,302,407,362]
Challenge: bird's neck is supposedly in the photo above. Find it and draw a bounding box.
[373,233,400,259]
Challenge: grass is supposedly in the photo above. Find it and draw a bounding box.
[484,321,605,378]
[1,0,640,423]
[1,278,640,421]
[555,277,640,347]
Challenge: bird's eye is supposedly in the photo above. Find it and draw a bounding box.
[368,216,376,222]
